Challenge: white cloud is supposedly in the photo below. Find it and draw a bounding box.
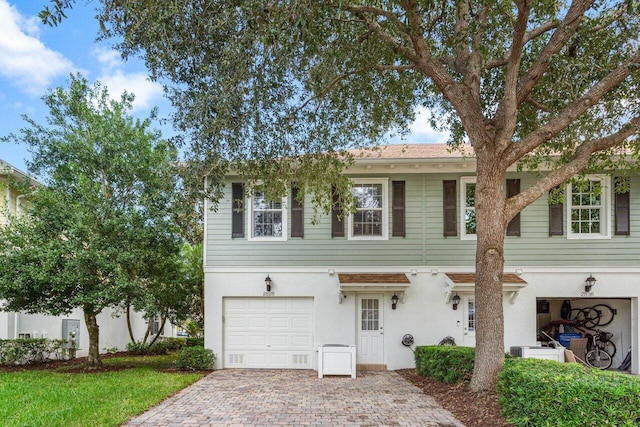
[408,106,450,144]
[0,0,73,94]
[98,69,163,111]
[92,47,122,72]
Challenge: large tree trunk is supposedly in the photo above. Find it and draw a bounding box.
[126,304,136,343]
[83,309,102,368]
[469,154,507,392]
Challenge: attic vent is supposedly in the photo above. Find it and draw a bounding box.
[293,354,309,366]
[227,354,244,365]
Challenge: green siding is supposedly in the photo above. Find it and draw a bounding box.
[206,174,640,267]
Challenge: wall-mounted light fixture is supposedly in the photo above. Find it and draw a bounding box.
[452,293,461,310]
[585,274,596,292]
[391,294,399,310]
[265,275,272,292]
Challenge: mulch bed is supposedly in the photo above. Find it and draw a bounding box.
[397,369,512,427]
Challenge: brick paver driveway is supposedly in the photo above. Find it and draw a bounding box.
[124,369,464,427]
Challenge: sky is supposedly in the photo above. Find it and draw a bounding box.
[0,0,448,178]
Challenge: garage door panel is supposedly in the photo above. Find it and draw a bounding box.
[268,316,289,329]
[224,297,314,369]
[290,316,312,329]
[291,334,313,348]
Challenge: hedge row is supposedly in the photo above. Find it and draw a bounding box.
[414,345,475,383]
[0,339,67,365]
[498,358,640,426]
[126,337,205,355]
[415,346,640,426]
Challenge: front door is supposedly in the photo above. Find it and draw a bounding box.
[463,296,476,347]
[357,294,384,364]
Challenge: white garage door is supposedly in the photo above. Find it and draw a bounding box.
[224,297,314,369]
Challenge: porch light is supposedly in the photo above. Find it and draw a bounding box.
[452,293,461,310]
[585,274,596,292]
[391,294,399,310]
[265,275,272,292]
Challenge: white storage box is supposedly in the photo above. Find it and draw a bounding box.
[318,344,356,378]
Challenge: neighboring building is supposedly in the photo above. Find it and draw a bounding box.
[204,144,640,374]
[0,159,171,355]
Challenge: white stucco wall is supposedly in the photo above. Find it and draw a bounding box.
[205,267,640,373]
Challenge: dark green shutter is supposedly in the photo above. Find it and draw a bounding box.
[392,181,406,237]
[615,178,630,235]
[506,179,521,236]
[443,180,457,237]
[331,186,344,237]
[291,187,304,238]
[549,188,563,236]
[231,183,245,238]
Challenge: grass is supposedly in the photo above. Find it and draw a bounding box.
[0,353,204,427]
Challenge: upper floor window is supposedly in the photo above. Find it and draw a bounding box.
[248,187,287,241]
[460,176,476,240]
[348,178,388,240]
[567,175,610,240]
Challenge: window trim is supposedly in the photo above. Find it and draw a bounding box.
[460,176,477,240]
[347,178,389,241]
[566,174,611,240]
[247,186,288,242]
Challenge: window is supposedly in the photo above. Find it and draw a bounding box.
[467,299,476,333]
[248,187,287,241]
[348,178,388,240]
[460,177,476,239]
[567,175,610,239]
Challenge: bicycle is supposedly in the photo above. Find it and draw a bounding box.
[569,304,616,329]
[585,331,613,370]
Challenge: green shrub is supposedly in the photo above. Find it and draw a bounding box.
[160,337,186,351]
[498,358,640,426]
[414,345,475,383]
[185,337,204,347]
[175,346,215,371]
[127,340,173,355]
[0,339,66,365]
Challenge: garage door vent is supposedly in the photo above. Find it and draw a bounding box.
[227,354,244,365]
[293,354,309,366]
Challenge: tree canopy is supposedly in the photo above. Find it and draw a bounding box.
[41,0,640,388]
[0,73,188,366]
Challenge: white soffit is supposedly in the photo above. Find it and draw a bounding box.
[444,273,528,304]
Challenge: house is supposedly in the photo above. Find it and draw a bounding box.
[203,144,639,374]
[0,159,175,356]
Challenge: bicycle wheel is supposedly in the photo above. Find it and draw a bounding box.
[582,307,601,329]
[586,349,612,370]
[598,339,617,358]
[569,308,585,325]
[591,304,615,327]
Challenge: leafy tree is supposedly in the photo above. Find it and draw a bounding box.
[43,1,640,388]
[0,73,185,367]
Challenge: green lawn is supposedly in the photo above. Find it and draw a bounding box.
[0,354,204,427]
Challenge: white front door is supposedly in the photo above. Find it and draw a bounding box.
[357,294,384,364]
[463,296,476,347]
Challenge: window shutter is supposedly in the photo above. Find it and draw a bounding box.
[443,180,457,237]
[331,186,344,238]
[506,179,521,236]
[548,188,563,236]
[615,178,630,235]
[231,183,245,238]
[291,187,304,238]
[392,181,406,237]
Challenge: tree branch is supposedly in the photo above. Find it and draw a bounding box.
[503,51,640,166]
[517,0,594,105]
[486,20,559,70]
[505,115,640,221]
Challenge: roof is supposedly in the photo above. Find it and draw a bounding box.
[0,159,42,187]
[444,272,527,285]
[338,273,411,284]
[349,144,474,160]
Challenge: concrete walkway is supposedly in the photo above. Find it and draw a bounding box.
[124,370,464,427]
